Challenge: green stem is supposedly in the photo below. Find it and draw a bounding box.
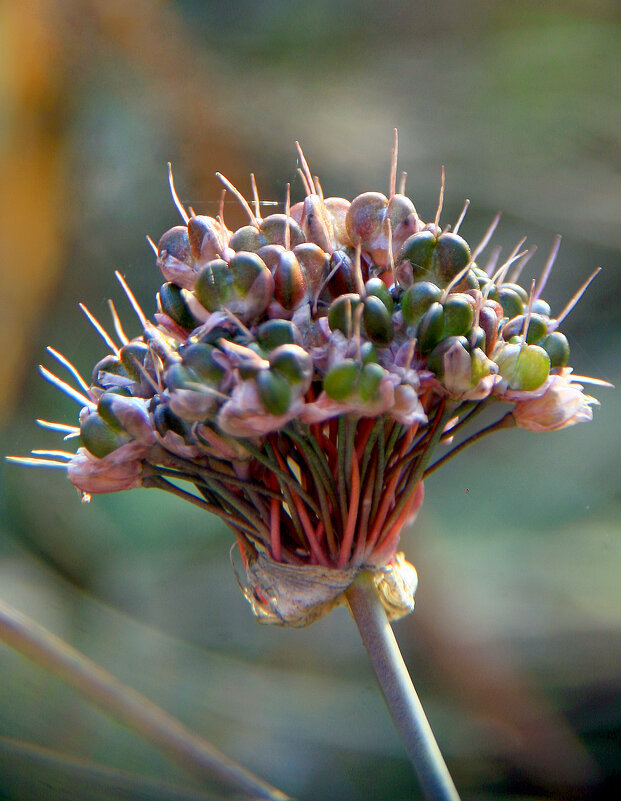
[0,598,291,801]
[345,574,460,801]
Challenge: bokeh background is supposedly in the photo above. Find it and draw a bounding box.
[1,1,620,799]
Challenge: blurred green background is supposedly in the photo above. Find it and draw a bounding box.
[1,1,620,798]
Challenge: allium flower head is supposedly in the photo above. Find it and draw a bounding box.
[9,133,608,626]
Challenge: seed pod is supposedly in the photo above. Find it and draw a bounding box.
[256,369,292,416]
[159,282,203,330]
[91,355,129,387]
[386,194,419,255]
[80,412,130,458]
[501,313,549,344]
[401,281,442,326]
[540,331,570,367]
[478,304,499,355]
[293,243,328,299]
[497,286,524,319]
[153,401,189,438]
[432,233,471,285]
[327,249,357,297]
[362,295,394,346]
[120,341,150,382]
[417,302,445,355]
[467,325,486,351]
[397,231,437,281]
[365,277,393,312]
[269,344,313,387]
[357,362,385,401]
[345,192,387,244]
[427,336,470,378]
[328,293,362,338]
[187,215,224,264]
[157,226,196,289]
[450,269,480,292]
[194,258,233,312]
[229,251,274,321]
[229,225,264,252]
[323,197,352,248]
[273,250,307,310]
[443,294,474,337]
[300,195,334,252]
[256,319,301,351]
[323,359,359,400]
[164,362,199,391]
[496,343,551,391]
[532,298,551,316]
[260,214,305,248]
[181,343,226,384]
[502,282,529,302]
[360,341,378,364]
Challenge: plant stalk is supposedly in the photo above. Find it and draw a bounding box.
[346,572,461,801]
[0,598,291,801]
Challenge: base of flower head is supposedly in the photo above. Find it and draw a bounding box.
[236,547,417,627]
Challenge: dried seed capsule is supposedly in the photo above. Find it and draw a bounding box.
[386,194,419,254]
[540,331,570,367]
[496,343,551,391]
[229,225,264,252]
[357,362,385,401]
[417,302,445,355]
[427,336,470,378]
[497,286,524,319]
[362,295,394,346]
[256,319,301,351]
[401,281,442,326]
[443,294,474,337]
[256,369,292,416]
[501,313,549,344]
[397,231,437,281]
[323,197,351,248]
[432,233,471,285]
[323,359,359,400]
[328,293,363,338]
[269,344,313,387]
[80,412,130,458]
[159,282,202,330]
[365,277,394,312]
[259,214,305,248]
[181,343,226,384]
[345,192,387,244]
[273,250,307,310]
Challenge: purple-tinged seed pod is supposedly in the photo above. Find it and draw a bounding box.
[293,243,329,300]
[157,225,197,290]
[478,305,499,355]
[187,215,226,265]
[256,244,285,272]
[323,197,352,249]
[299,195,334,253]
[346,192,387,244]
[273,250,307,310]
[327,249,357,298]
[229,225,264,253]
[260,214,305,249]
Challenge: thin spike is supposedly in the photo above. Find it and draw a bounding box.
[570,374,614,388]
[520,279,537,347]
[188,206,197,217]
[79,304,119,355]
[534,235,561,300]
[284,184,291,250]
[146,235,158,256]
[32,449,74,460]
[389,128,398,199]
[107,300,129,346]
[453,199,470,235]
[250,173,261,221]
[167,163,189,223]
[434,166,445,231]
[398,171,407,195]
[46,347,90,392]
[508,245,537,283]
[387,218,395,274]
[295,142,316,195]
[39,366,95,407]
[483,245,502,276]
[114,271,149,329]
[217,189,230,247]
[215,173,257,226]
[36,419,80,433]
[441,259,475,301]
[5,456,69,469]
[313,176,324,200]
[296,167,311,197]
[353,242,366,296]
[471,211,501,262]
[551,268,601,330]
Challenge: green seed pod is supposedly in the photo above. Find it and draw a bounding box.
[229,251,269,295]
[273,250,307,310]
[496,343,551,391]
[497,286,524,319]
[397,231,437,280]
[256,319,301,351]
[358,362,385,401]
[323,359,360,401]
[467,325,486,351]
[269,344,313,386]
[417,302,446,355]
[362,294,394,346]
[181,343,225,384]
[97,392,127,430]
[159,282,202,330]
[120,341,150,382]
[256,369,292,416]
[365,276,394,312]
[153,401,189,438]
[259,214,305,248]
[432,233,471,284]
[427,336,469,378]
[164,362,199,391]
[228,225,264,252]
[91,355,128,387]
[443,294,474,337]
[451,269,480,292]
[541,331,570,367]
[401,281,443,326]
[194,259,232,312]
[328,293,362,338]
[360,341,378,365]
[501,313,549,344]
[532,298,551,316]
[81,412,130,458]
[502,282,529,302]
